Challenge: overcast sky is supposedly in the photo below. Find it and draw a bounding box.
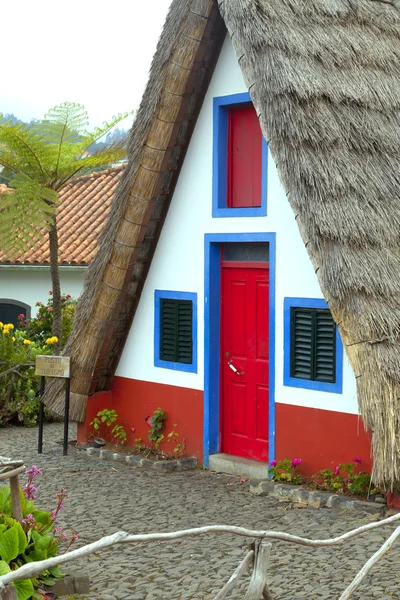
[1,1,171,130]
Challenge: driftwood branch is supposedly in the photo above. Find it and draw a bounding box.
[339,524,400,600]
[1,513,400,592]
[244,540,273,600]
[214,550,254,599]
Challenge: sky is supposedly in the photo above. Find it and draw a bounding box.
[1,1,172,130]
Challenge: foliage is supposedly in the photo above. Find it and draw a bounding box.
[0,465,78,600]
[0,102,132,255]
[167,425,186,458]
[0,102,133,345]
[89,408,127,445]
[146,408,167,449]
[313,458,379,496]
[269,458,303,484]
[0,323,52,427]
[18,292,77,349]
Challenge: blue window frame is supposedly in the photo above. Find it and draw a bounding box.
[283,297,343,394]
[212,92,268,218]
[154,290,197,373]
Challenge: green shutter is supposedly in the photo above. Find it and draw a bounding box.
[160,299,192,364]
[315,311,336,382]
[291,309,313,380]
[290,308,336,383]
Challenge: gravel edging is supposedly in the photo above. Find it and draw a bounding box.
[250,479,387,514]
[76,445,197,472]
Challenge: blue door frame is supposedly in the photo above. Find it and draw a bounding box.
[203,232,276,467]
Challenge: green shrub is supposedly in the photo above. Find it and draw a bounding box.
[0,293,77,427]
[0,465,78,599]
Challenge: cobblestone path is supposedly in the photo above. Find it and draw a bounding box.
[1,423,399,600]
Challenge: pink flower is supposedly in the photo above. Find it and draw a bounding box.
[18,314,25,319]
[21,513,35,527]
[35,302,41,306]
[145,416,153,427]
[353,457,362,465]
[22,483,37,500]
[48,290,53,295]
[334,467,340,475]
[48,307,53,312]
[292,458,302,467]
[130,426,136,433]
[270,460,278,467]
[66,294,71,299]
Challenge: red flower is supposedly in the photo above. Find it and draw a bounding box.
[48,290,53,295]
[145,416,153,427]
[18,313,25,319]
[353,457,362,465]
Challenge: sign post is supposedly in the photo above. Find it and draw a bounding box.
[35,356,71,455]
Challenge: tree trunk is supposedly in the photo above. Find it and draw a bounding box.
[48,219,62,354]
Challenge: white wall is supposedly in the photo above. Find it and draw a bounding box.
[0,268,86,317]
[116,37,358,415]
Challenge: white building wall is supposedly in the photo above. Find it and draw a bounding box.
[0,268,86,316]
[117,36,358,415]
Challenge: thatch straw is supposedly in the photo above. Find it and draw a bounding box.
[219,0,400,490]
[44,0,224,422]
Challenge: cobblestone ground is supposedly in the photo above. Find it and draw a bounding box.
[1,423,399,600]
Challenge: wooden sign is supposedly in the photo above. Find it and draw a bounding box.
[35,355,70,378]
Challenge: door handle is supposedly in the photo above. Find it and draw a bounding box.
[228,360,244,376]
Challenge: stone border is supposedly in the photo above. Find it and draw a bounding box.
[250,479,387,514]
[76,446,197,472]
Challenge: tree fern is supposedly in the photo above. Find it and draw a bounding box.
[0,101,133,348]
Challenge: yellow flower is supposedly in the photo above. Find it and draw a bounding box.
[5,323,14,330]
[3,330,9,335]
[23,339,31,345]
[12,336,15,341]
[46,336,59,345]
[0,322,3,329]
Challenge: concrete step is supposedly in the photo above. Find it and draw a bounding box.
[209,453,269,480]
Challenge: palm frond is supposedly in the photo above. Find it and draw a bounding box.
[0,117,47,178]
[0,179,58,255]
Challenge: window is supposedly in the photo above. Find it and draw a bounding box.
[284,298,343,393]
[212,93,267,218]
[290,308,336,383]
[154,290,197,372]
[0,299,30,327]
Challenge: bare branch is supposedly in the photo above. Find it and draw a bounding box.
[214,550,254,600]
[339,525,400,600]
[1,514,400,590]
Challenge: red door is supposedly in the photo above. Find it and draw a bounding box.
[221,262,269,461]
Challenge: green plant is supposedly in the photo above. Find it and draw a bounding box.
[313,458,377,496]
[89,408,127,445]
[0,322,54,427]
[18,292,78,349]
[0,465,78,600]
[147,408,167,448]
[167,424,186,458]
[268,458,303,484]
[0,102,132,349]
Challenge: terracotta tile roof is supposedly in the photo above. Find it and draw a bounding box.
[0,165,124,265]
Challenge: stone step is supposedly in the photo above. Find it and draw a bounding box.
[209,453,269,480]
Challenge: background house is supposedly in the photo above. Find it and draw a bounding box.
[0,165,123,325]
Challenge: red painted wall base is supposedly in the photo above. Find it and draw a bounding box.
[275,403,372,477]
[77,377,204,459]
[77,378,373,479]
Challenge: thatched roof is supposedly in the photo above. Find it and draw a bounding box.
[46,0,400,491]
